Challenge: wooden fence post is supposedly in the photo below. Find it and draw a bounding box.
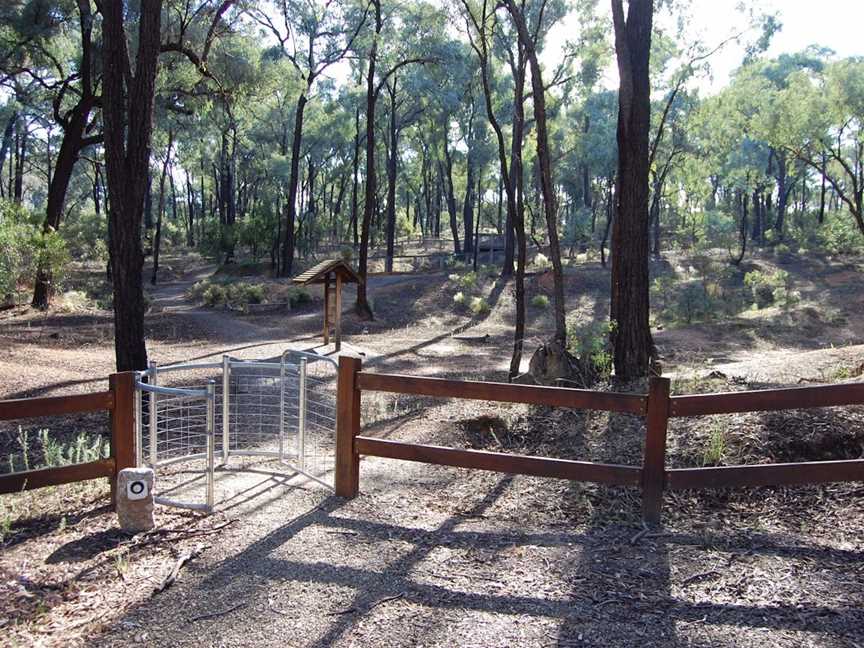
[642,376,671,525]
[109,372,137,509]
[335,355,361,497]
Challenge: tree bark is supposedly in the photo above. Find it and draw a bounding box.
[505,0,567,345]
[101,0,163,371]
[152,131,174,285]
[281,90,308,276]
[355,0,381,319]
[610,0,654,380]
[443,146,461,254]
[385,80,399,273]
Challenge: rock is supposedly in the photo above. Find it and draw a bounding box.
[529,339,577,387]
[116,467,155,532]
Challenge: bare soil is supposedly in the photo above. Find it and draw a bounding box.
[1,250,863,647]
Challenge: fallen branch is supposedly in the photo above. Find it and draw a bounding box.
[327,592,405,616]
[187,601,247,623]
[629,523,649,545]
[154,545,207,594]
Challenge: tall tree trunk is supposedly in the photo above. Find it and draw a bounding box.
[505,0,567,345]
[185,168,195,246]
[281,88,310,276]
[443,146,461,254]
[0,111,17,194]
[818,150,827,225]
[385,82,398,273]
[355,0,381,319]
[774,149,788,239]
[101,0,162,371]
[31,97,95,307]
[732,189,749,266]
[152,131,173,285]
[610,0,654,380]
[13,120,27,203]
[350,106,361,248]
[463,149,475,256]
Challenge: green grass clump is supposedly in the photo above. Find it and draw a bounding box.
[470,296,490,315]
[530,294,550,309]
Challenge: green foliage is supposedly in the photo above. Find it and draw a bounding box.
[701,422,728,466]
[530,294,550,309]
[566,318,615,382]
[286,286,312,307]
[744,269,795,309]
[190,279,268,309]
[450,271,478,291]
[0,201,69,298]
[532,253,550,269]
[6,427,109,474]
[469,296,490,315]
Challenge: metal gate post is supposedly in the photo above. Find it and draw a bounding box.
[279,357,286,461]
[206,380,216,510]
[134,375,143,466]
[298,358,307,471]
[222,355,230,463]
[148,361,158,466]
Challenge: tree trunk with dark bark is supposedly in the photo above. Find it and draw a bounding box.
[152,131,174,285]
[101,0,163,371]
[609,0,654,380]
[505,0,567,345]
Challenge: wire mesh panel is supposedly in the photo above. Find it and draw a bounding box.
[228,360,289,457]
[135,350,338,513]
[136,379,215,511]
[294,356,338,485]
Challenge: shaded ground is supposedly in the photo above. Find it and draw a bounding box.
[1,249,863,646]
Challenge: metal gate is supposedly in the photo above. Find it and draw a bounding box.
[134,350,338,512]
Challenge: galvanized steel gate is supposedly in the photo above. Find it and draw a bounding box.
[134,350,337,512]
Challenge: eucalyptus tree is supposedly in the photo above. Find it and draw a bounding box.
[609,0,654,381]
[355,0,445,318]
[780,57,864,237]
[102,0,242,370]
[250,0,368,276]
[0,0,102,308]
[503,0,568,349]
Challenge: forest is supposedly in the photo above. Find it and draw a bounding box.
[2,3,864,646]
[0,1,862,380]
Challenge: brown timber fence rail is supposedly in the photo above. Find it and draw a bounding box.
[0,372,136,507]
[333,356,864,524]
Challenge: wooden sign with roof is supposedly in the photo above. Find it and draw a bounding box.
[292,259,362,351]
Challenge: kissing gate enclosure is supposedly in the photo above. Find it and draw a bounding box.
[135,350,338,511]
[1,350,863,524]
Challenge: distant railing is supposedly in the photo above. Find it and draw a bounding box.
[333,357,864,524]
[0,373,137,507]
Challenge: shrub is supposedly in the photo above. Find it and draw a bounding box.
[453,291,466,306]
[469,296,490,315]
[566,318,614,383]
[701,423,727,466]
[744,269,791,309]
[287,286,311,307]
[202,283,227,307]
[0,201,70,298]
[457,271,478,291]
[533,252,549,268]
[530,294,549,309]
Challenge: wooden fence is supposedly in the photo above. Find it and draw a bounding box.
[0,372,137,507]
[333,356,864,524]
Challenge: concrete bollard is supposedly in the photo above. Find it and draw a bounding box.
[116,467,155,532]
